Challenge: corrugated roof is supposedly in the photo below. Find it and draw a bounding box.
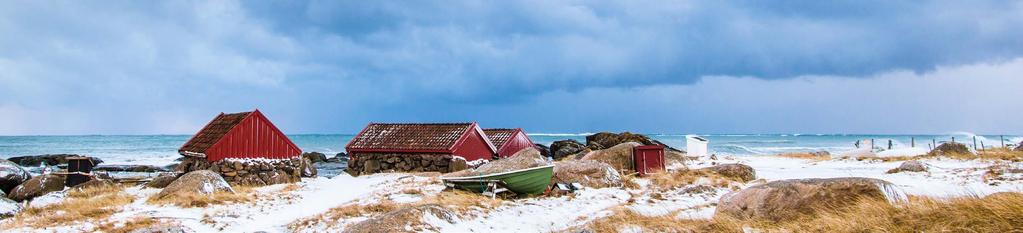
[482,128,518,149]
[179,111,251,154]
[346,123,474,152]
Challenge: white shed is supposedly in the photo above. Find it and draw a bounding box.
[686,135,709,158]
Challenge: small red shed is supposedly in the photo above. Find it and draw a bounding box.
[482,128,537,158]
[179,109,302,161]
[345,122,497,162]
[633,145,665,176]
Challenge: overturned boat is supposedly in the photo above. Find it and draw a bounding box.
[441,165,554,196]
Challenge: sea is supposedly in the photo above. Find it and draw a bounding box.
[1,133,1020,167]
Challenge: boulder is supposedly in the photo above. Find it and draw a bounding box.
[702,164,756,182]
[6,154,103,167]
[153,170,233,200]
[326,152,349,163]
[7,174,66,202]
[550,140,587,160]
[472,147,550,175]
[302,152,328,163]
[552,160,622,188]
[127,225,189,233]
[1015,142,1023,151]
[586,132,656,150]
[343,204,456,233]
[928,142,973,156]
[0,159,31,194]
[300,157,317,177]
[580,142,642,172]
[448,157,468,173]
[145,174,179,188]
[665,150,687,168]
[0,197,20,219]
[72,179,115,190]
[716,177,907,222]
[887,160,928,173]
[533,144,551,157]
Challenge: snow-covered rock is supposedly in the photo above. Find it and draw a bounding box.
[553,160,622,188]
[8,174,65,202]
[0,197,21,219]
[0,159,32,194]
[145,174,179,189]
[345,204,456,233]
[702,163,757,182]
[887,160,928,173]
[716,177,906,221]
[154,170,232,200]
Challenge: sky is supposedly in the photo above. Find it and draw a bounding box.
[1,0,1022,135]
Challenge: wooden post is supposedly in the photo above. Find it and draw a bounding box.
[928,143,932,150]
[952,137,955,143]
[1001,135,1006,148]
[981,141,986,152]
[871,139,875,150]
[911,137,915,147]
[973,136,978,151]
[933,138,937,147]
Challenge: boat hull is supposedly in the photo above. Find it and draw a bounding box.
[442,165,554,195]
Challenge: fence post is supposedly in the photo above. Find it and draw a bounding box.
[911,137,915,147]
[952,137,955,143]
[973,136,977,151]
[1001,135,1005,148]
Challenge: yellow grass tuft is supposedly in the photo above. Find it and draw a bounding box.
[581,192,1023,232]
[94,217,159,233]
[976,147,1023,162]
[1,184,134,229]
[146,185,257,208]
[646,169,734,191]
[776,152,832,161]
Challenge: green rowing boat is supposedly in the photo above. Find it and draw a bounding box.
[441,165,554,195]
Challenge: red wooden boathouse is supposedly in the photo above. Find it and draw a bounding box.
[482,128,537,158]
[345,122,497,162]
[179,109,302,161]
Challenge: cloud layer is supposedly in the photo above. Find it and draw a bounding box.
[0,1,1022,134]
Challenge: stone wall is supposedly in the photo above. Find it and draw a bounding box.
[347,153,468,176]
[176,157,305,186]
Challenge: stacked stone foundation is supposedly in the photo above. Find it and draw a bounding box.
[177,157,304,186]
[347,153,468,176]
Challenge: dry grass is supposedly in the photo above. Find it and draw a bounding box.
[94,217,158,233]
[976,147,1023,162]
[581,192,1023,232]
[1,184,135,229]
[646,169,735,191]
[146,185,257,208]
[288,189,502,231]
[776,152,831,161]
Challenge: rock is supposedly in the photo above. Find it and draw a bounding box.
[928,142,973,156]
[326,152,349,163]
[550,140,587,160]
[586,132,656,150]
[93,165,167,173]
[1015,142,1023,151]
[533,144,551,157]
[300,158,317,177]
[471,147,550,175]
[552,160,622,188]
[153,170,233,200]
[580,142,642,172]
[343,204,456,233]
[665,150,687,168]
[302,152,328,163]
[887,160,928,173]
[6,154,103,167]
[448,157,468,173]
[145,174,179,188]
[0,159,31,194]
[716,177,907,222]
[8,174,66,202]
[72,179,115,190]
[702,163,756,182]
[0,197,21,219]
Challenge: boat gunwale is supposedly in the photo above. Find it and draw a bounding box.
[439,165,554,180]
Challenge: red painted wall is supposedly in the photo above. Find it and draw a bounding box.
[633,145,665,176]
[206,111,302,161]
[452,128,497,162]
[497,131,536,158]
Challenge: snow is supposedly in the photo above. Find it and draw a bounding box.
[3,155,1022,232]
[28,191,66,208]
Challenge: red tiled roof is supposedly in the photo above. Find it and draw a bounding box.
[482,128,518,149]
[346,123,475,152]
[179,111,251,154]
